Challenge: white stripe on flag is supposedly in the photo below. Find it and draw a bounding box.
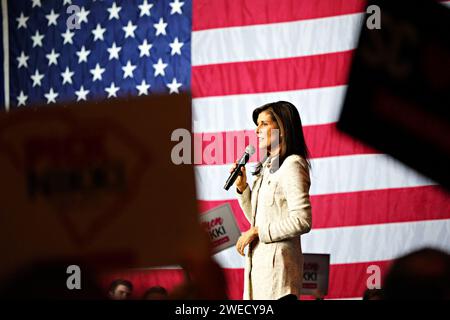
[212,219,450,267]
[194,154,436,201]
[192,86,347,133]
[1,0,9,110]
[192,13,363,66]
[302,218,450,264]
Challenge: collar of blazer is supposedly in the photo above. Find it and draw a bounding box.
[265,154,280,174]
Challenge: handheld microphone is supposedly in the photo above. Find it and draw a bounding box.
[224,145,256,191]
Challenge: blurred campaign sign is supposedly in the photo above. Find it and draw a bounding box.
[338,0,450,190]
[0,94,209,282]
[302,253,330,296]
[200,203,241,254]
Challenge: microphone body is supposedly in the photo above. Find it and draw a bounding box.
[224,146,255,191]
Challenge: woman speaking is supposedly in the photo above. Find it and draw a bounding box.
[231,101,312,300]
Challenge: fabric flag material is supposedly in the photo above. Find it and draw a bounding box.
[3,0,190,108]
[1,0,450,299]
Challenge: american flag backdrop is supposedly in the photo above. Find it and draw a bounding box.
[1,0,450,299]
[4,0,190,107]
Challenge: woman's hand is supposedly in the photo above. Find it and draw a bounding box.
[230,162,247,193]
[236,227,259,256]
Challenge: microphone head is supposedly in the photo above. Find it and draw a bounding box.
[245,145,256,156]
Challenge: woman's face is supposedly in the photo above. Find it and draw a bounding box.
[255,111,280,152]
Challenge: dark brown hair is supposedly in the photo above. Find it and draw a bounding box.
[252,101,311,175]
[108,279,133,293]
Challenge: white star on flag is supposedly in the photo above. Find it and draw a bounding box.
[44,88,58,104]
[75,86,89,101]
[46,49,60,66]
[16,12,29,29]
[123,21,137,38]
[107,42,121,60]
[61,67,74,85]
[136,80,150,95]
[105,82,120,98]
[31,70,44,87]
[17,51,29,69]
[139,0,153,17]
[77,6,90,24]
[61,29,75,45]
[122,60,137,79]
[153,58,168,77]
[154,18,167,36]
[45,9,59,26]
[92,24,106,41]
[167,78,182,94]
[31,30,44,48]
[107,2,122,20]
[169,0,185,15]
[169,37,184,56]
[32,0,41,8]
[138,39,152,57]
[17,91,28,106]
[90,63,106,81]
[76,46,91,63]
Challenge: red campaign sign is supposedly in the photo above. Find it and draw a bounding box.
[304,262,319,272]
[303,283,318,289]
[201,217,224,231]
[212,236,230,248]
[199,203,242,254]
[301,254,330,296]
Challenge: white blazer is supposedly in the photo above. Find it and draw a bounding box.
[236,154,312,300]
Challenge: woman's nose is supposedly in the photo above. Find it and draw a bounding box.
[256,124,264,134]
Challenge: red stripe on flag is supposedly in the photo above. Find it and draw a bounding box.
[310,186,450,229]
[193,123,378,166]
[192,51,353,98]
[98,268,185,300]
[198,186,450,231]
[98,261,392,300]
[305,123,379,159]
[222,268,245,300]
[193,0,366,31]
[193,0,450,31]
[314,260,392,299]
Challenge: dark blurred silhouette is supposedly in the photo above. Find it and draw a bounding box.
[363,288,384,300]
[142,286,168,300]
[168,255,227,300]
[108,279,133,300]
[278,294,298,301]
[383,248,450,300]
[311,289,325,300]
[338,0,450,190]
[0,260,104,299]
